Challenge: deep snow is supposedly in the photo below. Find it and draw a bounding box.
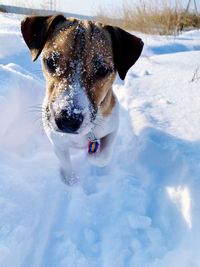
[0,12,200,267]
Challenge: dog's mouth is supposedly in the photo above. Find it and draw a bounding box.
[43,102,97,135]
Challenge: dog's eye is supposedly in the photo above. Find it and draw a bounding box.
[44,52,61,72]
[45,57,57,72]
[95,65,111,78]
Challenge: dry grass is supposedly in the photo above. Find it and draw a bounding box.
[95,0,200,35]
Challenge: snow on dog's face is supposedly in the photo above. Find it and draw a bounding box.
[41,19,116,134]
[21,15,143,135]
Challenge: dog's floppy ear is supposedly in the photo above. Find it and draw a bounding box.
[105,25,144,80]
[21,15,66,61]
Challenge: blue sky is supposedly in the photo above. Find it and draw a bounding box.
[57,0,124,15]
[1,0,125,15]
[1,0,196,15]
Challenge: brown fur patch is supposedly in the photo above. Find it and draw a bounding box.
[41,18,116,117]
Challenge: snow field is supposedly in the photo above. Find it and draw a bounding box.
[0,13,200,267]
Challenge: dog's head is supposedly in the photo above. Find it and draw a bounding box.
[21,15,143,135]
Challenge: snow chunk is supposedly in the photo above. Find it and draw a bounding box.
[167,186,192,229]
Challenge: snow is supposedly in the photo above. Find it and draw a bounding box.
[0,12,200,267]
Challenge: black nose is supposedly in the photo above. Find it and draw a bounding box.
[55,110,83,133]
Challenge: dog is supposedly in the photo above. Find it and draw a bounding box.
[21,15,143,184]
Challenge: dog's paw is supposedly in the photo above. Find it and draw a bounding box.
[60,169,79,186]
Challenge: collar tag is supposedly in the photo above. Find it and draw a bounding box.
[88,140,100,154]
[87,132,100,154]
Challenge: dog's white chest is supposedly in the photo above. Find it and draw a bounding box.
[48,130,88,149]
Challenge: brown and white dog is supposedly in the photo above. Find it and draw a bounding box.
[21,15,143,184]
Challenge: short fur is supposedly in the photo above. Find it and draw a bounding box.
[21,15,143,184]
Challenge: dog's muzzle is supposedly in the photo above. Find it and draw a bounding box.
[46,82,95,135]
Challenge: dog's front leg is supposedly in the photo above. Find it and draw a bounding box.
[53,145,78,185]
[88,130,117,167]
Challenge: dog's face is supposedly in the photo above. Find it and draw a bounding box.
[21,15,143,135]
[41,18,116,135]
